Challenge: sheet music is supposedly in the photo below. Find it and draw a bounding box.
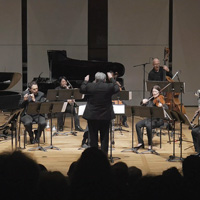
[129,91,132,100]
[61,102,68,112]
[113,104,125,114]
[78,104,86,116]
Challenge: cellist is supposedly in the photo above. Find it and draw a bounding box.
[134,85,168,151]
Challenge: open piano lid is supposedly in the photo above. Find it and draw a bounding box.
[47,50,125,82]
[0,72,21,90]
[0,72,22,110]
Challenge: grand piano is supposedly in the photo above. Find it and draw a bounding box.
[0,72,21,111]
[0,72,22,138]
[33,50,125,94]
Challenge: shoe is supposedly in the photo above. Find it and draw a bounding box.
[134,143,144,150]
[35,138,39,143]
[75,126,84,132]
[59,127,63,132]
[192,152,200,156]
[148,146,152,151]
[123,121,129,128]
[30,137,35,144]
[81,139,86,146]
[82,143,89,148]
[34,130,38,137]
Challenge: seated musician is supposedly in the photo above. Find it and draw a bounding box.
[55,76,84,132]
[134,85,168,150]
[19,81,46,144]
[191,108,200,156]
[148,58,173,81]
[110,70,129,127]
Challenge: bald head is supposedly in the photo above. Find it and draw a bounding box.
[152,58,160,72]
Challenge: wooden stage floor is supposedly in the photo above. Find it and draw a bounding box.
[0,107,198,176]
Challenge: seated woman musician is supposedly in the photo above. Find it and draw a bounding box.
[134,85,168,150]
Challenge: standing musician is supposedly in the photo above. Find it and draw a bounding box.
[19,81,47,144]
[148,58,172,81]
[134,85,168,150]
[55,76,84,132]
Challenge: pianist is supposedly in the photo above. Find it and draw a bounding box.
[19,81,46,144]
[55,76,84,132]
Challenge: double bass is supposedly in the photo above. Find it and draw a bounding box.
[163,48,186,114]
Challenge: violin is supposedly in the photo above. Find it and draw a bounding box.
[153,95,165,107]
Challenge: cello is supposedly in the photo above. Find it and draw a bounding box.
[163,47,186,114]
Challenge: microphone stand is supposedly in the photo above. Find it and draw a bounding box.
[133,62,150,99]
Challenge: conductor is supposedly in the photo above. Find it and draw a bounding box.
[80,72,120,155]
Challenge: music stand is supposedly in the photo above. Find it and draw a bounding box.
[112,91,132,133]
[109,104,130,163]
[109,120,120,163]
[26,102,47,152]
[77,103,90,150]
[175,111,193,158]
[167,110,182,161]
[146,81,171,93]
[121,105,138,153]
[139,106,165,155]
[46,89,68,136]
[57,89,83,136]
[46,89,58,101]
[44,102,64,151]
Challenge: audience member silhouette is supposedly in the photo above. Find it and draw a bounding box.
[111,161,129,200]
[182,155,200,196]
[67,161,78,183]
[161,167,183,198]
[69,147,116,200]
[38,171,69,200]
[127,166,142,187]
[2,149,200,200]
[0,151,40,200]
[38,163,48,172]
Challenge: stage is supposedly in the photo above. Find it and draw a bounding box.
[0,106,197,176]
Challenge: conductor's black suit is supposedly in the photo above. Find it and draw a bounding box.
[80,77,120,154]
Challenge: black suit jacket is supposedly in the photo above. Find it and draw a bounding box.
[148,67,173,81]
[19,90,46,117]
[80,78,120,120]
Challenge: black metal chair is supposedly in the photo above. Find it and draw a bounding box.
[23,124,46,149]
[0,109,23,149]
